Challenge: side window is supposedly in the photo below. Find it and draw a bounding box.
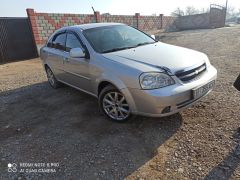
[47,41,52,48]
[66,33,83,52]
[47,37,53,48]
[52,33,66,51]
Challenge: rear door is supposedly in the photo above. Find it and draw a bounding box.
[46,32,67,81]
[62,31,92,93]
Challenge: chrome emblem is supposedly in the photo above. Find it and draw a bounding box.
[195,70,199,75]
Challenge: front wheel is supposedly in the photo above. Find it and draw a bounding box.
[46,67,61,89]
[99,85,131,122]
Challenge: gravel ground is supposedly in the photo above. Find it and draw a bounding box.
[0,25,240,179]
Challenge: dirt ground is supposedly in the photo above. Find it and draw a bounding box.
[0,25,240,180]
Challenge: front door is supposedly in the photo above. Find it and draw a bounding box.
[62,32,92,93]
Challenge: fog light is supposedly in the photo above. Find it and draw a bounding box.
[161,106,171,114]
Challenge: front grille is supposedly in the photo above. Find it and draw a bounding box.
[175,63,206,82]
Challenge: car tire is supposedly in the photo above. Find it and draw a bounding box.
[99,85,131,122]
[45,66,61,89]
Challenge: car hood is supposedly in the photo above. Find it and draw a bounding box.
[102,42,207,73]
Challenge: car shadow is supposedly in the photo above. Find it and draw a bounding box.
[204,131,240,180]
[0,82,182,179]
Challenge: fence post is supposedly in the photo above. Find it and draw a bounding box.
[26,8,39,53]
[94,11,101,23]
[26,9,38,42]
[159,14,163,29]
[135,13,140,29]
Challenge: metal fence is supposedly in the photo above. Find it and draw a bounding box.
[0,18,38,64]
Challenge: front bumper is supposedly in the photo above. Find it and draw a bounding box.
[125,65,217,117]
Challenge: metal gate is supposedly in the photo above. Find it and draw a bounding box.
[209,4,226,28]
[0,18,38,64]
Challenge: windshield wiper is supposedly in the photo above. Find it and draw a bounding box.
[102,46,135,53]
[102,42,156,53]
[134,41,156,47]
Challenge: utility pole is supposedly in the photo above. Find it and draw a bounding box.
[225,0,228,11]
[224,0,228,24]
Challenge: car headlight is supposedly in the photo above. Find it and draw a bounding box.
[139,72,175,89]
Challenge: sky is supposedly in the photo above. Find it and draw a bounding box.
[0,0,239,17]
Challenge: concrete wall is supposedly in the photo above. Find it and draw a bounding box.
[175,13,210,30]
[174,6,226,30]
[26,9,175,48]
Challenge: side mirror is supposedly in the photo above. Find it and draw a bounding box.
[151,35,156,40]
[70,48,85,58]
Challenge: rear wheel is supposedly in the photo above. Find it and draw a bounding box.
[99,85,131,122]
[46,67,61,89]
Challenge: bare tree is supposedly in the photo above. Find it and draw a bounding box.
[226,6,236,19]
[237,9,240,17]
[225,6,240,21]
[185,6,199,15]
[171,7,184,17]
[199,7,209,14]
[171,6,209,17]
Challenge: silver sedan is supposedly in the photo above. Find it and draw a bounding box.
[40,23,217,121]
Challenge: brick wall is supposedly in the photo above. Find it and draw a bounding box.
[26,9,175,48]
[101,15,137,28]
[26,9,96,45]
[138,15,163,31]
[162,16,176,29]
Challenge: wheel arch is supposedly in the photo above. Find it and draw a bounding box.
[98,81,114,96]
[97,79,137,112]
[44,64,50,71]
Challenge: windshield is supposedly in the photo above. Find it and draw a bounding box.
[83,25,156,53]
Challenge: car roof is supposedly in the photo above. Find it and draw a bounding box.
[60,23,125,31]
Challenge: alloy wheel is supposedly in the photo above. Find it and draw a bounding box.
[102,91,130,121]
[46,68,55,86]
